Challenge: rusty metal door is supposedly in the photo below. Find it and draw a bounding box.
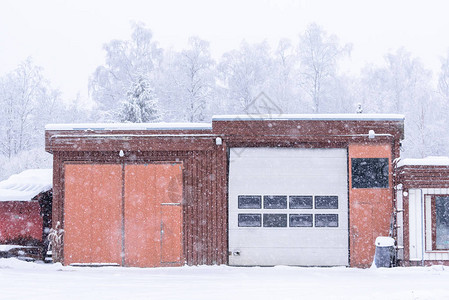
[124,163,183,267]
[158,164,183,265]
[124,164,160,267]
[161,205,182,265]
[64,163,182,267]
[64,164,123,265]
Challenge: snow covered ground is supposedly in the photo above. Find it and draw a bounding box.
[1,259,449,300]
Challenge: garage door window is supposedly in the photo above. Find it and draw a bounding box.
[289,196,313,209]
[238,214,261,227]
[315,214,338,227]
[289,214,313,227]
[263,214,287,227]
[237,194,340,228]
[264,196,287,209]
[315,196,338,209]
[238,195,262,209]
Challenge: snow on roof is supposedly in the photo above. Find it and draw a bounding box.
[45,122,212,131]
[397,156,449,167]
[0,169,52,202]
[45,114,405,131]
[212,114,405,121]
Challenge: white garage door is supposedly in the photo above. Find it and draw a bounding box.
[228,148,348,266]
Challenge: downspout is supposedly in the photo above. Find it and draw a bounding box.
[420,188,425,266]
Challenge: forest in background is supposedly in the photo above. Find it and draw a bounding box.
[1,22,449,180]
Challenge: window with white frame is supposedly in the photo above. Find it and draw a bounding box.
[434,196,449,250]
[425,195,449,251]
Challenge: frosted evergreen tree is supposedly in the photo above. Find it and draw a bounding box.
[118,77,161,123]
[89,22,163,120]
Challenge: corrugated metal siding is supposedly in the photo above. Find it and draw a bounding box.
[183,149,228,265]
[398,166,449,188]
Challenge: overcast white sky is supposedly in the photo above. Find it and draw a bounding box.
[1,0,449,101]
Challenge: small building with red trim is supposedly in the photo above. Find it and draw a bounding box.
[0,169,52,259]
[45,114,404,268]
[396,157,449,266]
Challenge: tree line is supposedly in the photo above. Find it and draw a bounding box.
[1,22,449,179]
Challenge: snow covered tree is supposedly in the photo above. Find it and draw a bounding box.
[438,50,449,102]
[159,37,215,122]
[357,48,440,157]
[0,58,66,180]
[218,41,274,113]
[89,22,163,120]
[269,39,302,113]
[298,23,351,113]
[0,58,63,158]
[117,76,161,123]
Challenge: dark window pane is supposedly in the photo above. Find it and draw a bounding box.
[238,195,262,209]
[315,214,339,227]
[264,196,287,209]
[238,214,261,227]
[351,158,389,188]
[289,196,313,209]
[289,214,313,227]
[263,214,287,227]
[315,196,338,209]
[436,196,449,249]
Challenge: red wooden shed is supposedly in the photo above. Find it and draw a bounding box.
[0,169,52,259]
[45,114,404,268]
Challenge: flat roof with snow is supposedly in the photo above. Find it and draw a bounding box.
[397,156,449,167]
[45,114,405,131]
[212,114,405,121]
[0,169,52,202]
[45,122,212,131]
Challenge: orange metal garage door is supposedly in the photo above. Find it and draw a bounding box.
[124,163,183,267]
[64,164,123,265]
[64,163,183,267]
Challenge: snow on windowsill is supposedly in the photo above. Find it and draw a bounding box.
[397,156,449,167]
[0,169,52,202]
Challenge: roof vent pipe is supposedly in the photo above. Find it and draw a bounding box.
[368,130,375,139]
[216,137,223,145]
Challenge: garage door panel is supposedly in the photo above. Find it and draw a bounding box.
[230,247,349,266]
[124,163,183,267]
[229,148,348,266]
[231,177,347,194]
[228,182,347,196]
[124,164,160,267]
[161,205,182,264]
[229,212,348,230]
[64,163,183,267]
[229,229,348,248]
[233,162,347,176]
[156,164,183,204]
[64,164,122,265]
[233,148,346,158]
